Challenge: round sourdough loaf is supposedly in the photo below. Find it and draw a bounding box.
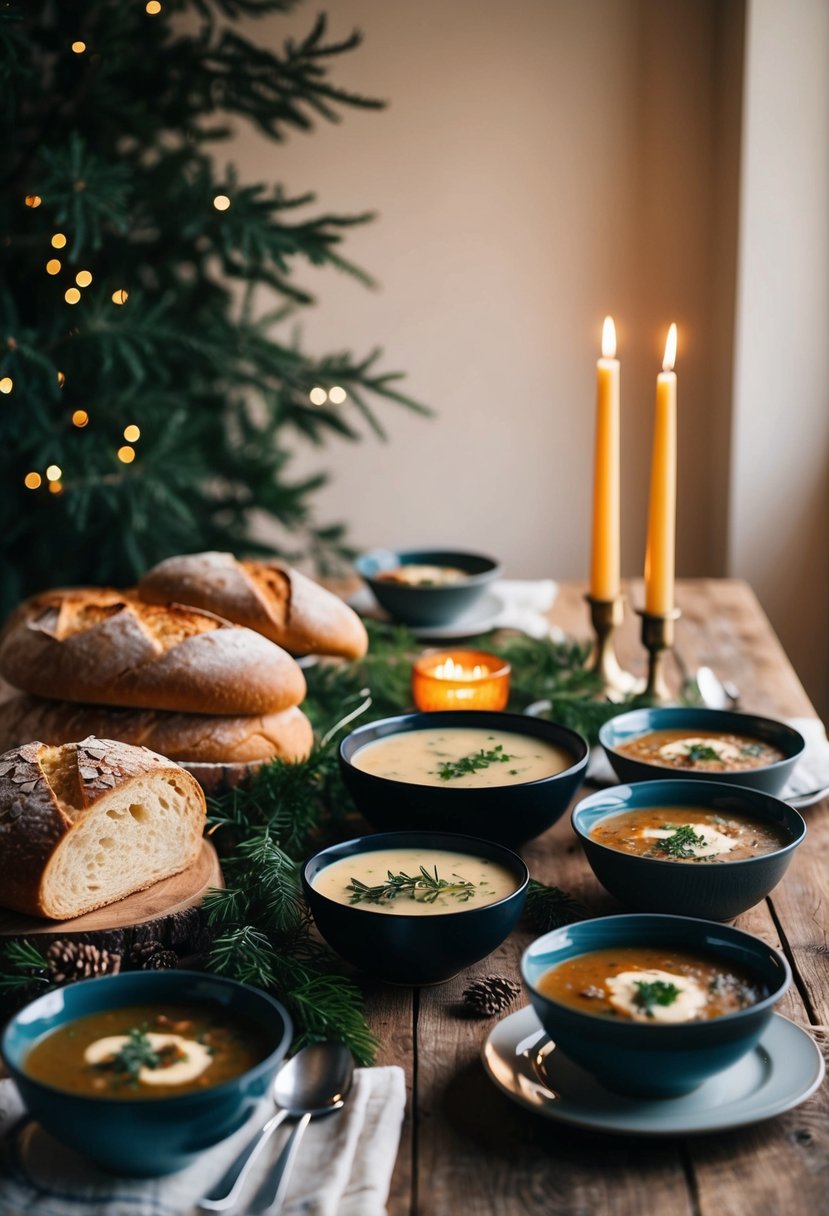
[0,696,314,764]
[138,551,368,660]
[0,738,206,920]
[0,589,306,715]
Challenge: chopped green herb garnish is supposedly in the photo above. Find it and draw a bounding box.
[740,743,764,757]
[435,744,514,780]
[633,980,681,1016]
[686,744,722,764]
[107,1029,160,1082]
[346,866,477,905]
[654,824,707,858]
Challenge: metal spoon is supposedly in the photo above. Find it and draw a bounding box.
[253,1041,354,1215]
[197,1042,353,1213]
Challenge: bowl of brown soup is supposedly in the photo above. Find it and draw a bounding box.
[1,970,292,1176]
[521,913,791,1098]
[572,779,806,920]
[599,707,805,795]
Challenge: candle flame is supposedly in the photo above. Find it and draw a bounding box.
[662,323,677,372]
[601,316,617,359]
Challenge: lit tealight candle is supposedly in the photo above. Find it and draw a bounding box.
[412,650,511,712]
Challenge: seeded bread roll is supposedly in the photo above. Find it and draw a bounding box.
[0,589,306,715]
[0,738,206,920]
[138,551,368,660]
[0,696,314,765]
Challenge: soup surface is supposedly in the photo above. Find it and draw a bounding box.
[617,728,784,772]
[590,806,789,862]
[24,1003,271,1099]
[352,727,573,788]
[537,947,765,1022]
[378,564,467,586]
[313,847,518,915]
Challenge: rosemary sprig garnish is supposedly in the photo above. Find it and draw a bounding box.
[435,744,514,781]
[685,743,722,764]
[347,866,477,906]
[654,824,707,858]
[633,980,681,1016]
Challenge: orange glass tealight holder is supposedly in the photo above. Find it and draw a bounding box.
[411,649,511,712]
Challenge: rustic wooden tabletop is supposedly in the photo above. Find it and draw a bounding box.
[365,579,829,1216]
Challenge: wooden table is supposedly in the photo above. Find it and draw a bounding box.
[365,580,829,1216]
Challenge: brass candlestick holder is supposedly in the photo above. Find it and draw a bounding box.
[585,594,640,700]
[637,607,682,703]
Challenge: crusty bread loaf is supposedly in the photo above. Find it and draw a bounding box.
[138,551,368,660]
[0,589,306,715]
[0,696,313,765]
[0,738,206,920]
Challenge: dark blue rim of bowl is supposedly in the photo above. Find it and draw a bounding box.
[570,779,808,869]
[0,969,293,1107]
[520,912,792,1029]
[339,710,590,787]
[598,707,807,774]
[303,829,530,918]
[355,548,501,587]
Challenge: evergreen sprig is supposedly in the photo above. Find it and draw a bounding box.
[524,879,588,933]
[0,939,50,992]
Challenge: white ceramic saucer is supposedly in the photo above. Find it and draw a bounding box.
[348,586,505,639]
[482,1005,824,1136]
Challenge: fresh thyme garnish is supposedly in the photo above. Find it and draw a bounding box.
[107,1029,161,1082]
[346,866,477,905]
[685,743,722,764]
[435,744,514,781]
[633,980,681,1016]
[655,824,707,858]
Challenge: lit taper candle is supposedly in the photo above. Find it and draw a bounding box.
[589,316,620,601]
[644,323,678,615]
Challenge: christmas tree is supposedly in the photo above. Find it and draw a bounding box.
[0,0,424,613]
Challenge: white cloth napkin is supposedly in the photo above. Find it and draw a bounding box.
[0,1066,405,1216]
[351,578,560,640]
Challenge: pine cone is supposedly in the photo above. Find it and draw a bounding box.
[130,940,178,970]
[462,975,521,1017]
[46,940,122,986]
[143,949,178,970]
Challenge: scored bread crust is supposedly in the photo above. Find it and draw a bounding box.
[138,551,368,660]
[0,738,206,919]
[0,696,314,764]
[0,589,306,715]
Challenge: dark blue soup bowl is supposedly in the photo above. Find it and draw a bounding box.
[521,914,790,1098]
[1,970,292,1176]
[599,706,805,795]
[355,548,501,627]
[339,711,589,848]
[303,830,528,985]
[572,780,806,921]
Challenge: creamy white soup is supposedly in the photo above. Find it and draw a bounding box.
[312,848,519,915]
[351,727,573,788]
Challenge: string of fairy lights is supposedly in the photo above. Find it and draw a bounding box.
[15,10,348,500]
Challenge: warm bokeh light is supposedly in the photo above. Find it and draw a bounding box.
[46,465,62,482]
[123,424,141,442]
[51,233,67,249]
[65,288,81,304]
[72,409,89,428]
[71,41,86,54]
[309,387,327,406]
[112,288,129,305]
[46,259,61,275]
[25,195,42,209]
[24,472,42,490]
[601,316,617,359]
[146,1,162,12]
[662,323,678,372]
[117,445,136,464]
[328,386,347,404]
[75,270,93,287]
[57,371,66,387]
[213,194,231,211]
[0,378,13,394]
[49,480,63,496]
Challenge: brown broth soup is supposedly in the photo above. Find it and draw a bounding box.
[590,806,789,863]
[537,947,765,1022]
[24,1003,271,1099]
[617,728,784,772]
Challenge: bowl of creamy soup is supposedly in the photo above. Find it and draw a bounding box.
[339,711,589,847]
[572,779,806,920]
[599,707,805,795]
[303,830,528,984]
[521,913,790,1097]
[1,970,292,1176]
[355,548,500,626]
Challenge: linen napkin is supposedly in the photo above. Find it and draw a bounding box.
[351,578,561,640]
[0,1065,405,1216]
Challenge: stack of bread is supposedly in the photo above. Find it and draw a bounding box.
[0,552,368,786]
